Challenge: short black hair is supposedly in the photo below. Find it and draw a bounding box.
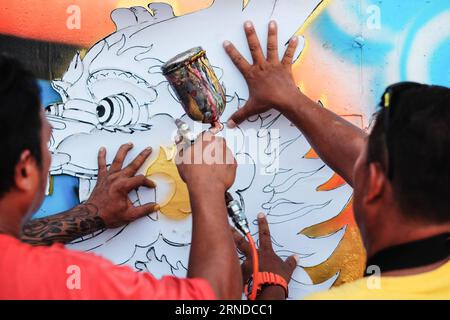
[0,55,42,198]
[367,83,450,224]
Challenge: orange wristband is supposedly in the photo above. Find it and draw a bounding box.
[244,272,288,300]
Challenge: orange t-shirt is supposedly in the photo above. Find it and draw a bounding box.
[0,234,216,300]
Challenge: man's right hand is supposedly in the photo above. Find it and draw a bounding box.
[224,20,367,187]
[176,131,242,299]
[223,20,302,128]
[176,131,237,194]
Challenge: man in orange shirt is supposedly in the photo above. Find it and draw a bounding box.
[0,55,241,299]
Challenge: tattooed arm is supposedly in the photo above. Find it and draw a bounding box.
[21,144,160,246]
[21,204,105,245]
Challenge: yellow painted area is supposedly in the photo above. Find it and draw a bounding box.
[48,175,54,196]
[302,200,366,286]
[117,0,156,11]
[318,94,329,107]
[146,146,191,220]
[296,0,331,36]
[294,0,331,103]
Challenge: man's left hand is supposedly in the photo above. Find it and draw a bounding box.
[232,213,298,300]
[86,143,159,228]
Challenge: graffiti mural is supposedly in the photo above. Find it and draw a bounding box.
[0,0,448,298]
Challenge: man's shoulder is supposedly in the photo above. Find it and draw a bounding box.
[0,234,216,300]
[0,233,105,264]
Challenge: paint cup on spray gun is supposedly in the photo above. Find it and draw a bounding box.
[162,47,226,132]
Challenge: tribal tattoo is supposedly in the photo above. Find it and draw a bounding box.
[21,203,106,246]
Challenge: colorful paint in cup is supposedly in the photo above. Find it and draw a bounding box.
[162,47,226,125]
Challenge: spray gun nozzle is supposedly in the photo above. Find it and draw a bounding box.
[175,119,197,145]
[225,192,250,235]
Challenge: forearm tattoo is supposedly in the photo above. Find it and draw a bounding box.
[21,203,106,246]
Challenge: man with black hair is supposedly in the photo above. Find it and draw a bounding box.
[0,55,241,299]
[224,21,450,299]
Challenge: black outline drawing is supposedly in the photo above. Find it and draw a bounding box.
[44,0,354,299]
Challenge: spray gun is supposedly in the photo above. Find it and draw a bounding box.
[162,47,289,300]
[162,46,250,232]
